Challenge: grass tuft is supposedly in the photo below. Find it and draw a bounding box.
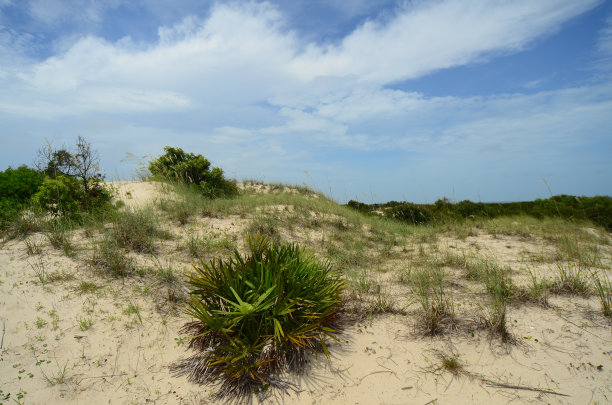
[591,270,612,317]
[410,263,456,335]
[90,235,135,278]
[110,207,170,253]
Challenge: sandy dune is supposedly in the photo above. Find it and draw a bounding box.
[1,182,610,404]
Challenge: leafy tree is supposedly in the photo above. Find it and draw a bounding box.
[37,136,104,193]
[34,137,112,216]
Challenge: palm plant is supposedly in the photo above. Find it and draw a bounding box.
[172,234,345,400]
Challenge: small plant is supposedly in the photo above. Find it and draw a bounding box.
[439,352,464,374]
[346,268,372,298]
[124,303,143,325]
[186,233,207,259]
[25,237,43,255]
[479,261,513,341]
[34,317,47,329]
[40,360,68,386]
[172,234,345,401]
[591,270,612,317]
[526,268,551,305]
[43,220,74,256]
[151,258,186,303]
[29,257,48,285]
[74,281,101,295]
[368,286,395,314]
[246,214,280,241]
[78,317,93,331]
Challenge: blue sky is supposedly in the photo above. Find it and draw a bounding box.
[1,0,611,203]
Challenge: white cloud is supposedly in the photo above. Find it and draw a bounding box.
[1,0,610,201]
[291,0,602,84]
[2,0,601,118]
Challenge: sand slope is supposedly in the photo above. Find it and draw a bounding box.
[1,182,611,404]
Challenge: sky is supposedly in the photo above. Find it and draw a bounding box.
[1,0,611,203]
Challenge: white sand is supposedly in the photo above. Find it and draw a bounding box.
[1,182,610,404]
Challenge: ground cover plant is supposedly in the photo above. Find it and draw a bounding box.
[172,234,345,400]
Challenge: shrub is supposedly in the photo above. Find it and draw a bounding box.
[0,165,44,203]
[386,203,433,225]
[0,165,44,231]
[172,234,345,400]
[33,175,85,217]
[148,146,238,198]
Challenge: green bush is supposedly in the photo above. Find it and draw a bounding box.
[33,175,85,217]
[149,146,238,198]
[0,165,44,230]
[386,203,433,225]
[0,165,44,203]
[173,234,345,400]
[31,174,112,218]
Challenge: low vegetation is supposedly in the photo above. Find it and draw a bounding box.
[172,234,345,400]
[348,195,612,231]
[2,144,611,403]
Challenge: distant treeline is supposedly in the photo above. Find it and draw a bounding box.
[346,195,612,231]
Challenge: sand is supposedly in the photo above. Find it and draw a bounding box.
[1,182,610,404]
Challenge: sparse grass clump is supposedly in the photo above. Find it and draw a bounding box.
[438,352,464,375]
[410,263,456,335]
[109,207,170,253]
[591,270,612,317]
[246,214,280,241]
[173,234,345,401]
[43,219,74,256]
[90,235,135,277]
[25,237,43,255]
[551,261,591,296]
[185,233,235,259]
[525,268,551,306]
[74,281,101,295]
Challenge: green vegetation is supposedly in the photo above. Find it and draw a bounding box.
[0,165,43,231]
[108,207,170,253]
[148,146,238,198]
[592,270,612,317]
[1,137,114,239]
[348,194,612,230]
[410,261,456,335]
[2,143,611,403]
[173,234,345,400]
